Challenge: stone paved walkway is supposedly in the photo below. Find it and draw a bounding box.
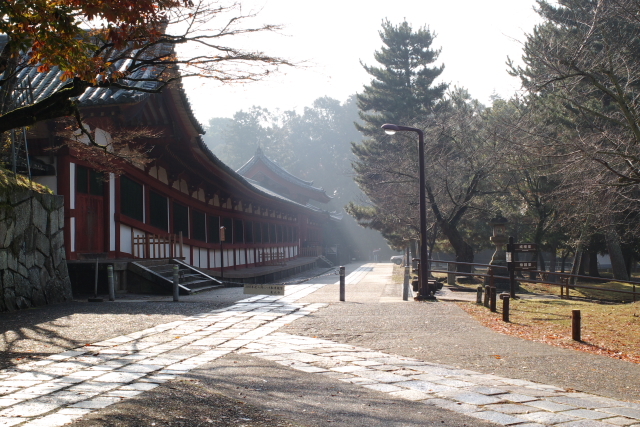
[0,264,639,427]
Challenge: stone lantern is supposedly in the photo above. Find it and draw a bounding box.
[487,212,509,287]
[489,212,508,265]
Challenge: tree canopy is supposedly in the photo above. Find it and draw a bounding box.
[0,0,291,133]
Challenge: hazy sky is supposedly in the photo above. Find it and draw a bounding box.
[182,0,542,124]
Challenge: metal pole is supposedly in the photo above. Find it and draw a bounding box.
[339,266,345,301]
[94,257,99,298]
[173,265,180,302]
[417,129,432,300]
[107,265,115,301]
[403,265,411,301]
[508,236,517,298]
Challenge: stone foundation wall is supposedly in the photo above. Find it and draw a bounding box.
[0,190,72,311]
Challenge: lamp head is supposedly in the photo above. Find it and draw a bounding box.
[382,123,400,135]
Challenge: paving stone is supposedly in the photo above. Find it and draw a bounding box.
[0,388,20,397]
[504,385,564,397]
[497,392,540,403]
[0,417,24,426]
[0,380,43,388]
[550,396,616,409]
[598,407,640,420]
[92,371,145,383]
[561,409,613,420]
[119,382,160,391]
[468,386,509,396]
[353,370,407,383]
[599,416,640,426]
[555,420,617,427]
[70,396,123,409]
[467,410,527,425]
[0,399,26,408]
[520,411,580,424]
[422,398,479,414]
[525,399,578,412]
[19,412,82,427]
[431,378,475,387]
[388,389,432,401]
[330,365,368,373]
[105,390,145,398]
[118,364,164,373]
[436,390,504,405]
[362,383,404,393]
[0,401,60,417]
[292,365,329,373]
[484,403,536,414]
[394,380,457,394]
[339,377,378,385]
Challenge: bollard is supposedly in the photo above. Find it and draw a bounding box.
[173,265,180,302]
[476,286,483,304]
[572,309,581,341]
[107,265,115,302]
[490,286,497,312]
[483,284,490,307]
[403,266,410,301]
[502,295,510,322]
[339,266,345,301]
[94,257,99,298]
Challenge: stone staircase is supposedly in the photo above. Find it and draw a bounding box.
[317,255,334,268]
[128,259,223,295]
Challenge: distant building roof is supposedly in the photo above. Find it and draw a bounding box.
[237,147,332,204]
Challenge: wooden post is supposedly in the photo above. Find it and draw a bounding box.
[572,309,581,341]
[107,265,115,301]
[476,286,483,304]
[490,286,497,312]
[502,295,510,322]
[131,228,135,258]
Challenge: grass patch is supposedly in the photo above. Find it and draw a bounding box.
[458,298,640,364]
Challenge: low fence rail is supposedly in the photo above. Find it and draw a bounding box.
[427,260,638,302]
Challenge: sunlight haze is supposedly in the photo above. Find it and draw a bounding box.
[182,0,542,123]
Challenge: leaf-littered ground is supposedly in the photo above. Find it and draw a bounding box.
[458,298,640,364]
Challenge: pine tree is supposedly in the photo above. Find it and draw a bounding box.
[356,20,447,136]
[349,19,447,248]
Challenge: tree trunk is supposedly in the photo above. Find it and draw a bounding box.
[578,251,588,276]
[588,251,600,277]
[548,245,557,283]
[605,228,629,281]
[439,223,474,273]
[561,250,570,273]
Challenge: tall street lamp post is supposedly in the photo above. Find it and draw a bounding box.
[382,124,434,300]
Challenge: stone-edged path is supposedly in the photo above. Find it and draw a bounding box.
[0,264,639,427]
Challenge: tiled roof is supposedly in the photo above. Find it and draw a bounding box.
[0,35,336,219]
[0,34,170,110]
[236,147,332,198]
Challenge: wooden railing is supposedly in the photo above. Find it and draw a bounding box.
[258,249,286,266]
[429,260,638,302]
[300,246,322,257]
[132,231,184,259]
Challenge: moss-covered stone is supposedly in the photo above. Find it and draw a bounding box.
[0,185,70,312]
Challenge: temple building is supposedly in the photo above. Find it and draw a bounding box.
[6,63,340,294]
